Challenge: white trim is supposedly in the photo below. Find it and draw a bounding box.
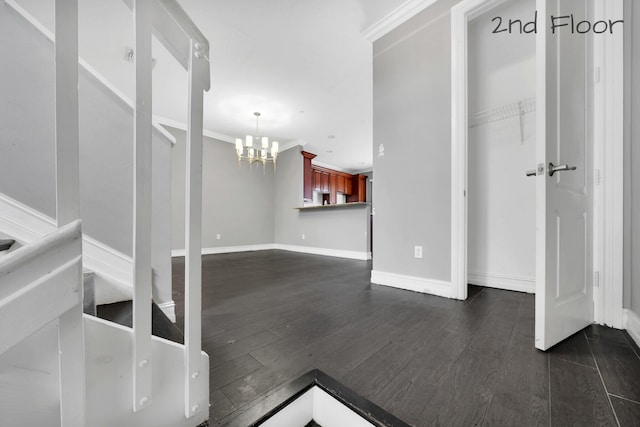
[450,0,624,325]
[312,160,358,175]
[0,193,134,303]
[275,244,371,261]
[600,0,625,329]
[154,115,301,154]
[362,0,440,42]
[4,0,53,40]
[171,244,276,257]
[371,270,451,298]
[83,234,133,288]
[0,193,56,242]
[623,309,640,348]
[172,244,371,261]
[4,0,175,146]
[157,301,176,323]
[153,115,234,143]
[467,272,535,294]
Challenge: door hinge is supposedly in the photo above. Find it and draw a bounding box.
[594,271,600,288]
[595,169,601,185]
[592,67,601,85]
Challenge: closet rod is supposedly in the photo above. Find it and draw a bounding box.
[469,97,536,128]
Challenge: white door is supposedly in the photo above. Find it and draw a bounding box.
[534,0,594,351]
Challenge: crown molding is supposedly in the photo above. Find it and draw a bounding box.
[153,116,302,153]
[312,160,357,175]
[361,0,440,42]
[153,115,235,143]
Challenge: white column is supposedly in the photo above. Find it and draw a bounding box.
[54,0,80,226]
[132,0,153,413]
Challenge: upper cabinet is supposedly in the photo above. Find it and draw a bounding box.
[301,151,367,205]
[301,151,316,200]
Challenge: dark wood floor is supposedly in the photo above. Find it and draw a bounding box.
[172,250,640,426]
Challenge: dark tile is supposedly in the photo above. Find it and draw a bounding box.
[343,316,444,398]
[315,322,401,379]
[512,295,536,338]
[415,306,519,427]
[171,251,640,426]
[549,331,596,368]
[207,330,280,365]
[623,331,640,358]
[549,357,617,426]
[610,395,640,427]
[483,334,549,426]
[586,324,631,346]
[589,339,640,402]
[210,354,263,390]
[209,389,235,423]
[220,365,299,410]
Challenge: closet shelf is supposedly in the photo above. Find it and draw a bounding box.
[469,97,536,128]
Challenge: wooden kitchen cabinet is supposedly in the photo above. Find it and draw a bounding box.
[301,151,317,200]
[321,172,330,193]
[329,174,337,204]
[313,170,322,191]
[346,174,367,203]
[337,175,345,193]
[300,151,366,204]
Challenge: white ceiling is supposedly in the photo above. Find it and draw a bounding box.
[16,0,408,171]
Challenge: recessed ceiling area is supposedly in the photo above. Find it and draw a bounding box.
[14,0,409,171]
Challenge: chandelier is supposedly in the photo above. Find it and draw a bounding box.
[235,112,279,169]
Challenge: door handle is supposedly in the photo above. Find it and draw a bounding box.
[548,162,577,177]
[526,169,537,177]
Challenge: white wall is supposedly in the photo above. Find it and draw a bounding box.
[169,138,370,258]
[273,147,370,258]
[0,4,174,307]
[467,0,536,291]
[169,127,275,251]
[372,0,460,286]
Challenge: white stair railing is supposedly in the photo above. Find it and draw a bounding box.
[132,0,154,413]
[125,0,211,418]
[53,0,85,425]
[0,220,84,427]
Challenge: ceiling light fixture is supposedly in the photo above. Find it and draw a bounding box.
[235,112,279,170]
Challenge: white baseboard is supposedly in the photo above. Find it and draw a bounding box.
[623,309,640,348]
[467,271,535,294]
[371,270,452,298]
[157,301,176,323]
[0,193,56,243]
[171,244,277,257]
[172,243,371,261]
[83,234,133,289]
[274,244,371,261]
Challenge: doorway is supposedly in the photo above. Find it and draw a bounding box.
[466,0,537,294]
[451,0,624,349]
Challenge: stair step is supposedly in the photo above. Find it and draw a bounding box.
[96,300,184,344]
[0,239,15,251]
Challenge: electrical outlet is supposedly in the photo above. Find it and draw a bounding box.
[414,246,423,259]
[302,234,306,240]
[216,234,221,240]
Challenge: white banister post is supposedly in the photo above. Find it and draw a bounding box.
[184,38,208,418]
[132,0,153,413]
[54,0,80,226]
[54,1,85,427]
